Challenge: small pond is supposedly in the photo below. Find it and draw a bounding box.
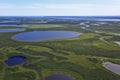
[13,31,80,41]
[115,41,120,46]
[5,56,26,66]
[103,62,120,75]
[0,29,25,32]
[45,73,75,80]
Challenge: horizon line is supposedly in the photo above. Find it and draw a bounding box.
[0,15,120,17]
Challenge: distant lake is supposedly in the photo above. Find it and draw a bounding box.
[13,31,80,41]
[0,24,29,27]
[5,56,26,66]
[0,29,25,32]
[45,73,75,80]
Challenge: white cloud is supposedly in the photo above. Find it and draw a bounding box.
[0,3,120,16]
[0,3,14,9]
[23,3,120,15]
[26,3,120,10]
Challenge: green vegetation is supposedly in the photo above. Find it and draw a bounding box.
[27,24,62,29]
[93,40,120,50]
[0,23,120,80]
[4,71,37,80]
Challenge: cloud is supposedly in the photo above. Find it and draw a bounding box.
[0,3,120,16]
[26,3,120,10]
[0,2,120,10]
[24,3,120,16]
[0,3,14,9]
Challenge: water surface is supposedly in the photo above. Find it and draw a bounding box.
[115,41,120,46]
[45,73,75,80]
[13,31,80,41]
[5,56,26,66]
[0,29,25,32]
[0,24,29,27]
[103,62,120,75]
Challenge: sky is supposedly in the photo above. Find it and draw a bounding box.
[0,0,120,16]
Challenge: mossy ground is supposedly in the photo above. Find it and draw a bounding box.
[0,23,120,80]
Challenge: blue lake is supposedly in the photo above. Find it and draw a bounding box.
[45,73,75,80]
[13,31,80,41]
[0,29,25,32]
[5,56,26,66]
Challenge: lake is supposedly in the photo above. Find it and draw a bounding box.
[5,56,26,66]
[45,73,75,80]
[0,29,25,32]
[13,31,80,41]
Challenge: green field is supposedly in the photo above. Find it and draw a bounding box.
[0,23,120,80]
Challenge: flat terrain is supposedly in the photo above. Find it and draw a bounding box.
[0,17,120,80]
